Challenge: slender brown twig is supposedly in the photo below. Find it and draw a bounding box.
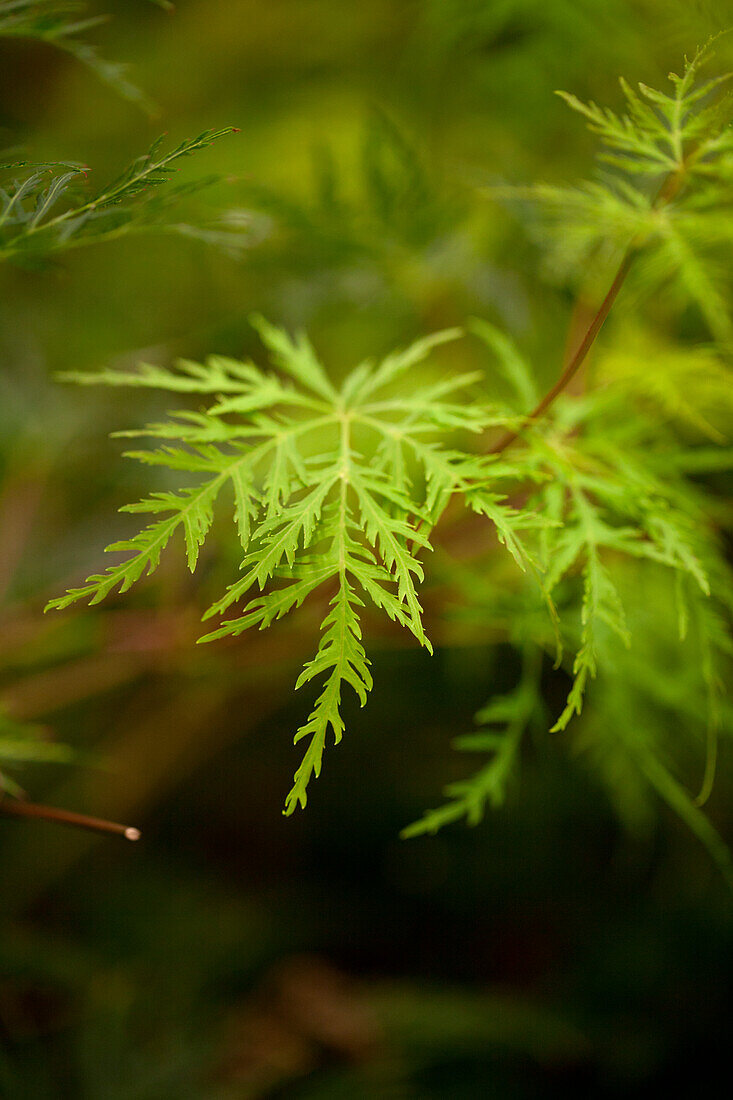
[487,249,636,455]
[487,159,694,457]
[0,797,140,840]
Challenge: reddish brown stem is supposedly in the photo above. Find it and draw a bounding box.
[0,797,140,840]
[482,152,695,457]
[487,156,695,457]
[488,248,635,455]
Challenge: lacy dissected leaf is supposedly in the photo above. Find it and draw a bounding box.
[428,454,732,873]
[501,43,733,339]
[522,401,714,732]
[511,360,731,865]
[49,319,540,812]
[0,130,245,265]
[429,286,731,868]
[572,559,733,885]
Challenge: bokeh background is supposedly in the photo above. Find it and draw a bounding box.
[1,1,733,1095]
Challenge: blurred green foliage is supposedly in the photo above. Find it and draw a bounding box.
[0,1,732,1096]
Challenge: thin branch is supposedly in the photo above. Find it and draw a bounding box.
[488,159,694,456]
[487,250,635,455]
[0,797,140,840]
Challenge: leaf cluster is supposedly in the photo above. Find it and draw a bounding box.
[505,41,733,340]
[47,318,546,813]
[428,320,732,874]
[0,129,245,266]
[36,47,733,880]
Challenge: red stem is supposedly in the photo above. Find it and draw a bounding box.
[0,797,140,840]
[487,249,635,455]
[487,159,692,457]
